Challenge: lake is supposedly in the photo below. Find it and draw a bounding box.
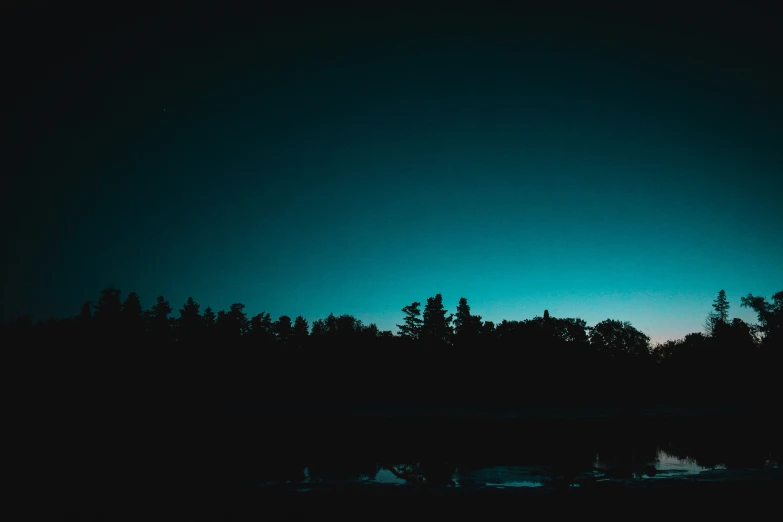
[42,404,783,521]
[264,446,780,492]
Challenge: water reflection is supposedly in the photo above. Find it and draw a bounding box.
[652,449,726,478]
[456,466,546,488]
[265,448,780,490]
[246,414,783,493]
[373,468,407,485]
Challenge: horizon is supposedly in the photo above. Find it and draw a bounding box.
[3,285,770,346]
[3,4,781,346]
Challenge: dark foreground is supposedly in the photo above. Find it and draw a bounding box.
[49,477,783,521]
[34,402,782,521]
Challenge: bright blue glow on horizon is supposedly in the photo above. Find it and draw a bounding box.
[3,30,781,345]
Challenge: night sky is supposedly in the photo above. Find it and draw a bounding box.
[4,2,782,343]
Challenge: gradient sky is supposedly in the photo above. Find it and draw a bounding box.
[4,3,782,344]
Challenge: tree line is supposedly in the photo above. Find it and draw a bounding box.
[3,288,781,408]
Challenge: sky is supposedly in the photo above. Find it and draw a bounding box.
[3,2,782,344]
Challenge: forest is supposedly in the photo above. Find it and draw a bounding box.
[3,288,781,411]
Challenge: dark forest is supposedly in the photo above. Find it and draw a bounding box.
[7,288,780,410]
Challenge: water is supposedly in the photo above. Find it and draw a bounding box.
[653,449,726,478]
[66,406,780,494]
[273,448,780,490]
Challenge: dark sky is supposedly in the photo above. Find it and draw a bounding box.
[4,2,782,343]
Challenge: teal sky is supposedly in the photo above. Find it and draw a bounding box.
[4,4,781,344]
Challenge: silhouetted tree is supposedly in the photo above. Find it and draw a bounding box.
[310,313,365,339]
[123,292,143,320]
[665,332,710,368]
[198,307,217,352]
[494,319,522,341]
[422,294,453,344]
[203,306,217,328]
[361,322,380,340]
[541,309,555,341]
[653,339,680,363]
[454,297,470,334]
[274,315,293,345]
[589,319,651,358]
[179,297,200,317]
[225,303,249,339]
[147,295,173,343]
[741,291,783,347]
[552,317,589,346]
[92,287,123,346]
[94,286,122,321]
[292,315,309,348]
[311,318,325,337]
[710,317,758,374]
[151,295,172,321]
[727,317,756,345]
[122,292,144,341]
[250,312,273,345]
[453,297,482,343]
[335,314,363,336]
[397,301,423,340]
[216,310,228,339]
[9,283,782,411]
[705,289,730,335]
[177,297,202,344]
[714,290,730,323]
[481,320,496,337]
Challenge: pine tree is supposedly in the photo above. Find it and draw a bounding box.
[397,301,423,340]
[293,316,309,348]
[178,297,202,343]
[706,289,730,336]
[227,303,249,338]
[422,294,453,344]
[454,297,482,341]
[123,292,143,320]
[202,307,216,328]
[149,295,173,343]
[151,296,172,322]
[293,316,309,338]
[122,292,144,339]
[94,286,122,320]
[454,298,471,334]
[179,297,201,318]
[202,307,217,343]
[713,290,730,323]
